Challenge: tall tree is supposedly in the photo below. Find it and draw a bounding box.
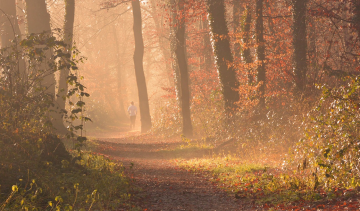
[150,0,173,86]
[206,0,240,115]
[243,5,253,85]
[132,0,152,132]
[175,0,193,137]
[201,17,212,73]
[25,0,51,34]
[113,23,128,120]
[255,0,265,109]
[57,0,75,122]
[308,14,318,88]
[292,0,308,93]
[0,0,26,88]
[170,0,182,107]
[352,0,360,37]
[25,0,66,132]
[0,0,21,47]
[233,0,242,64]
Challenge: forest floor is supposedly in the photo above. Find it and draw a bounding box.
[92,131,246,210]
[91,131,360,211]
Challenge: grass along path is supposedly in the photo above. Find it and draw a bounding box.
[176,153,360,210]
[94,133,360,210]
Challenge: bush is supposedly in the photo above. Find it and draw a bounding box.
[0,148,131,210]
[294,76,360,190]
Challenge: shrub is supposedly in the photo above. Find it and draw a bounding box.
[294,76,360,189]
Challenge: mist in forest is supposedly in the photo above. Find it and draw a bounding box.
[1,0,359,138]
[70,0,171,134]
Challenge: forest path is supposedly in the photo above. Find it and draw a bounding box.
[94,132,247,211]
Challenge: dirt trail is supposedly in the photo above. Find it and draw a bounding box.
[95,133,247,211]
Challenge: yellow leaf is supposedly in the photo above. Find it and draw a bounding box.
[12,185,18,192]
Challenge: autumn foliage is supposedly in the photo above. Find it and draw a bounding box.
[149,0,360,207]
[1,0,360,209]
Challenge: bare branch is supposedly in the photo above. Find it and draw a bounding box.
[99,0,132,11]
[79,8,131,49]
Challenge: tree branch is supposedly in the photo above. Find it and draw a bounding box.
[99,0,132,11]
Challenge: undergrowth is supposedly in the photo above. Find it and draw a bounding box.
[0,148,134,210]
[175,76,360,208]
[176,135,214,150]
[0,33,136,210]
[176,155,359,209]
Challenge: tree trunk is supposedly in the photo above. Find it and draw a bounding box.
[0,0,26,89]
[170,0,182,108]
[202,17,212,73]
[15,0,26,36]
[26,0,66,133]
[233,0,242,64]
[175,0,193,138]
[342,3,350,53]
[0,0,21,47]
[57,0,75,123]
[243,5,253,85]
[308,15,317,87]
[255,0,265,109]
[352,0,360,38]
[113,24,127,120]
[25,0,51,34]
[206,0,240,115]
[25,1,69,158]
[150,0,173,87]
[292,0,308,93]
[132,0,152,132]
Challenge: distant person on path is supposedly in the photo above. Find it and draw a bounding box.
[128,101,137,129]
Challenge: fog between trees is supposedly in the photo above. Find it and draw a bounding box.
[1,0,360,139]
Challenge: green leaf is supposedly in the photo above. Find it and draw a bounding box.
[76,101,85,107]
[71,108,82,114]
[84,117,92,122]
[80,92,90,97]
[76,136,87,142]
[74,125,83,130]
